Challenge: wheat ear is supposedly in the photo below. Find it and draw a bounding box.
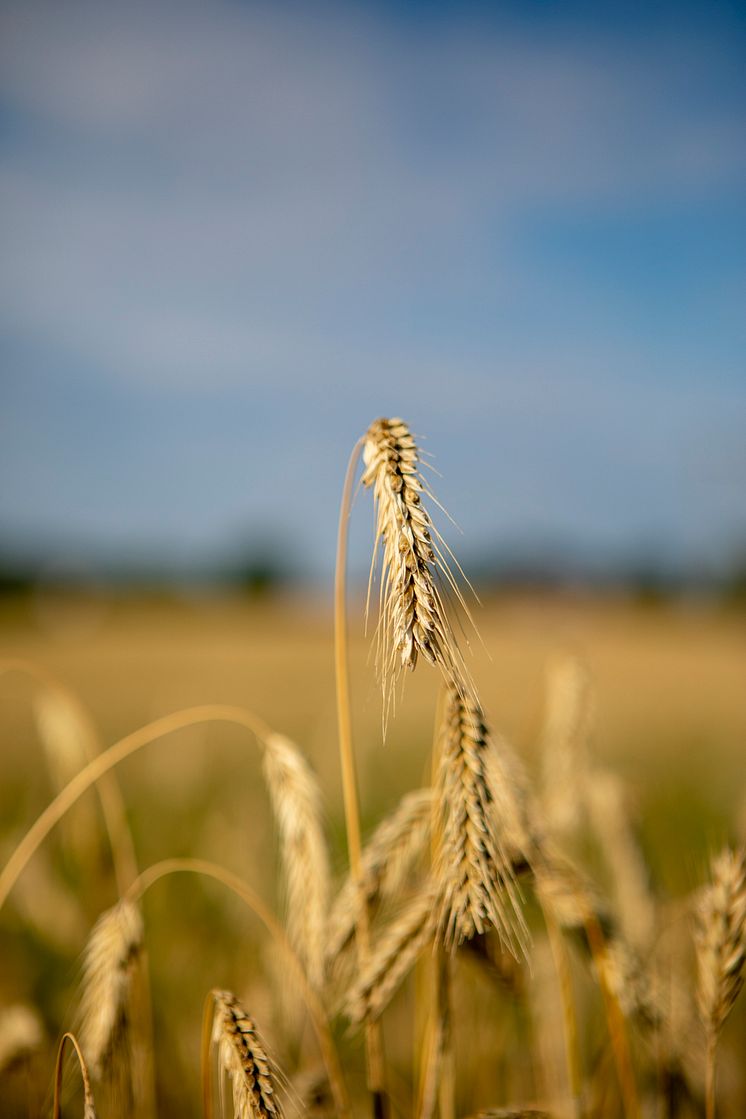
[435,684,529,957]
[585,769,656,955]
[347,884,438,1024]
[361,417,471,714]
[327,787,433,965]
[262,732,330,991]
[695,846,746,1119]
[0,1004,43,1072]
[539,656,592,841]
[209,990,284,1119]
[77,898,143,1079]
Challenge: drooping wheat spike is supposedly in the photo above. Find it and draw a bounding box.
[540,655,593,841]
[696,846,746,1119]
[210,990,284,1119]
[361,417,470,712]
[262,733,330,991]
[326,786,433,965]
[347,884,439,1024]
[0,1004,44,1073]
[435,685,529,958]
[77,899,143,1079]
[585,769,656,955]
[696,846,746,1036]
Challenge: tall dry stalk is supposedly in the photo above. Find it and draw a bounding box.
[128,857,349,1119]
[208,990,284,1119]
[263,732,330,991]
[695,846,746,1119]
[52,1032,98,1119]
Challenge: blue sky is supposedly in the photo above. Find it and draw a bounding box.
[1,0,744,582]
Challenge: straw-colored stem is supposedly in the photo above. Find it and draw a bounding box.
[335,438,388,1119]
[437,952,454,1119]
[201,991,215,1119]
[52,1031,96,1119]
[417,689,453,1119]
[0,704,272,913]
[415,951,452,1119]
[0,659,139,896]
[704,1031,717,1119]
[128,857,350,1119]
[542,908,582,1119]
[584,912,640,1119]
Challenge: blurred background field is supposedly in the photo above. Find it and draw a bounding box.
[1,587,745,1114]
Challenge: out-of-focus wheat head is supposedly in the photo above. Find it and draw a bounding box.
[540,655,593,841]
[346,883,439,1024]
[435,684,529,958]
[210,990,284,1119]
[326,786,433,966]
[0,1004,44,1073]
[585,769,656,955]
[262,733,330,991]
[77,899,143,1080]
[33,685,101,864]
[361,417,470,712]
[696,847,746,1041]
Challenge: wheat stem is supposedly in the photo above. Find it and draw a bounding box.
[335,437,389,1118]
[0,703,273,913]
[52,1031,97,1119]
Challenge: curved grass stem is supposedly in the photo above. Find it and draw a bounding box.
[0,703,272,913]
[128,857,350,1119]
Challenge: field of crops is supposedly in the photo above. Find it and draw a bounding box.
[1,578,744,1118]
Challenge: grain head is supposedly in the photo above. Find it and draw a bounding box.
[262,733,330,992]
[361,416,471,715]
[696,846,746,1040]
[77,898,143,1079]
[210,990,284,1119]
[435,684,529,958]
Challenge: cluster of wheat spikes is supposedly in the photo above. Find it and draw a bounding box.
[1,416,745,1119]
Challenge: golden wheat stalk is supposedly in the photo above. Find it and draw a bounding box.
[77,898,143,1079]
[209,990,284,1119]
[327,787,433,964]
[262,732,330,991]
[361,417,471,713]
[466,1110,552,1118]
[696,846,746,1119]
[347,885,439,1024]
[435,685,529,957]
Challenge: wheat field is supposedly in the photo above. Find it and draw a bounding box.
[1,419,745,1119]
